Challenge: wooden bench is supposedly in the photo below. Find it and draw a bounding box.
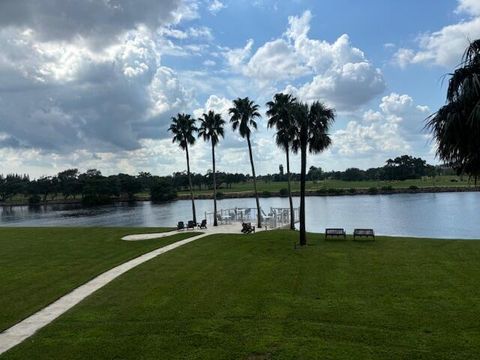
[325,228,346,240]
[353,228,375,241]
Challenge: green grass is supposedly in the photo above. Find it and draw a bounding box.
[181,175,474,195]
[0,227,197,332]
[3,230,480,359]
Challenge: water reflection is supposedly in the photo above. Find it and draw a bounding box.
[1,192,479,239]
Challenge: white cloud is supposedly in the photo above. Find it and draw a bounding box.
[0,26,194,153]
[332,93,431,159]
[456,0,480,16]
[208,0,226,14]
[224,11,385,110]
[225,39,254,70]
[393,0,480,68]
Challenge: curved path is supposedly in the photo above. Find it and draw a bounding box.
[0,232,209,356]
[0,224,259,356]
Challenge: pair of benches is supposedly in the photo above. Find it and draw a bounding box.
[325,228,375,241]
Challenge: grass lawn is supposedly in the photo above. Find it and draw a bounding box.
[179,175,474,196]
[0,227,197,332]
[3,230,480,359]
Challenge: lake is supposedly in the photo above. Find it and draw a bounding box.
[1,192,479,239]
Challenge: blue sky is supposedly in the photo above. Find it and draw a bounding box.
[0,0,479,177]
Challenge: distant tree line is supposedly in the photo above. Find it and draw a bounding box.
[0,155,451,206]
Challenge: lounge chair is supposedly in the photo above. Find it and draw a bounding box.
[187,220,196,230]
[241,222,255,234]
[199,219,207,229]
[177,221,185,231]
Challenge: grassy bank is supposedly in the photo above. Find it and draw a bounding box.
[3,230,480,359]
[0,227,197,332]
[180,175,475,197]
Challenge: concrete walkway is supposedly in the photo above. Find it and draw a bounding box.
[0,232,209,356]
[122,223,266,241]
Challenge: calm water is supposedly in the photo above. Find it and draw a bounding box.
[1,192,479,239]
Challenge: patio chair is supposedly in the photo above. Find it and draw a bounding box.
[199,219,207,229]
[187,220,196,230]
[177,221,185,231]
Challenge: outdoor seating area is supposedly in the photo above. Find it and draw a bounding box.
[176,219,208,231]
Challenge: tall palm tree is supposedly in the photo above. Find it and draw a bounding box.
[169,113,198,224]
[229,97,262,228]
[292,101,335,246]
[198,110,226,226]
[266,93,297,230]
[427,39,480,185]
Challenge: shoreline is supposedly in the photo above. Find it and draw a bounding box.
[1,186,478,208]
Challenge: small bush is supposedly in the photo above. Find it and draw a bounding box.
[261,191,272,198]
[82,194,113,206]
[348,188,356,194]
[409,185,419,191]
[316,188,328,195]
[450,179,458,182]
[216,191,225,199]
[368,187,378,195]
[279,188,289,197]
[381,185,393,191]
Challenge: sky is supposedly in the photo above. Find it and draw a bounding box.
[0,0,479,178]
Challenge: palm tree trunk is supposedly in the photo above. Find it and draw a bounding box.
[285,147,295,230]
[299,144,307,246]
[247,135,262,228]
[185,144,197,224]
[212,143,218,227]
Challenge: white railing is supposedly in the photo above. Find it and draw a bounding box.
[204,206,299,229]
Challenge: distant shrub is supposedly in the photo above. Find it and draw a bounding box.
[409,185,419,191]
[450,179,458,182]
[368,187,378,195]
[316,188,328,195]
[327,188,345,195]
[381,185,393,191]
[216,191,225,199]
[279,188,289,197]
[261,191,272,198]
[28,195,41,205]
[348,188,356,194]
[82,194,113,206]
[150,179,177,202]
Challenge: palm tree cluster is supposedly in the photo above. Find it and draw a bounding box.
[169,95,335,246]
[427,39,480,184]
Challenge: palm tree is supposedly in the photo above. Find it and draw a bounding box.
[427,39,480,185]
[169,113,198,224]
[229,97,262,228]
[292,101,335,246]
[198,110,226,226]
[266,93,297,230]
